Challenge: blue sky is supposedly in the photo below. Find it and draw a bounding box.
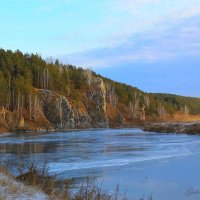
[0,0,200,97]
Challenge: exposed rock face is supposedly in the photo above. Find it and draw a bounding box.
[39,90,73,129]
[38,90,92,129]
[0,77,152,132]
[140,104,146,120]
[84,77,109,128]
[34,77,109,129]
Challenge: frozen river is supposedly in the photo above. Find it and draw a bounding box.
[0,128,200,200]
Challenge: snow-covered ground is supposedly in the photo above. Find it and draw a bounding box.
[0,173,49,200]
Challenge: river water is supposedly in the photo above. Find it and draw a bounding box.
[0,128,200,200]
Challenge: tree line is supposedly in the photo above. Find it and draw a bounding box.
[0,49,200,118]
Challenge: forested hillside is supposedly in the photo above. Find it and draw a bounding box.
[0,49,200,132]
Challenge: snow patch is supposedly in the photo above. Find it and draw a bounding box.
[0,173,49,200]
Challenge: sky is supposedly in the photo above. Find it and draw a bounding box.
[0,0,200,97]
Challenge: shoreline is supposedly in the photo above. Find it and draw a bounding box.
[144,122,200,135]
[1,122,200,135]
[0,124,144,135]
[0,172,49,200]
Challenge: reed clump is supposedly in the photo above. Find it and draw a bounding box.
[1,162,153,200]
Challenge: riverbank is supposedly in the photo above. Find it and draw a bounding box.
[1,128,200,199]
[0,163,130,200]
[144,122,200,134]
[0,171,49,200]
[0,123,144,135]
[1,121,199,136]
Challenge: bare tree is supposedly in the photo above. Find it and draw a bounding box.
[29,92,32,121]
[17,92,20,117]
[7,73,11,110]
[20,95,24,117]
[84,67,93,86]
[158,105,167,119]
[184,105,189,115]
[144,95,150,108]
[33,94,39,121]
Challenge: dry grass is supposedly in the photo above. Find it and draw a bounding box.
[173,113,200,122]
[16,163,56,196]
[0,172,48,200]
[0,163,153,200]
[14,164,126,200]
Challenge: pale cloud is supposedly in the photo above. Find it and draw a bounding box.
[45,0,200,56]
[114,0,160,11]
[59,12,200,68]
[117,51,173,63]
[173,6,200,19]
[80,0,200,52]
[60,45,174,68]
[57,0,200,68]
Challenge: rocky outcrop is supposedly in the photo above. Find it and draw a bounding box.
[34,77,109,130]
[38,89,92,129]
[0,77,111,132]
[84,77,109,128]
[0,77,168,132]
[144,122,200,135]
[29,77,147,130]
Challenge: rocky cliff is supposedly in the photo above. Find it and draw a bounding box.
[1,49,200,132]
[0,77,111,132]
[37,76,109,129]
[1,74,200,133]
